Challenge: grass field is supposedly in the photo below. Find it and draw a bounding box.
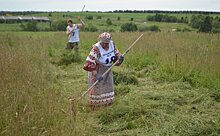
[0,12,203,32]
[0,31,220,135]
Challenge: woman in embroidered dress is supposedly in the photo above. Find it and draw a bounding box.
[83,32,124,109]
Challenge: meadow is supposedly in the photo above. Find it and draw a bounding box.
[0,30,220,135]
[0,9,219,136]
[0,12,198,32]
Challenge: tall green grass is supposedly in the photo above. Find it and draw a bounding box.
[0,32,72,135]
[121,32,220,90]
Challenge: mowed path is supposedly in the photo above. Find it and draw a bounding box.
[52,59,220,135]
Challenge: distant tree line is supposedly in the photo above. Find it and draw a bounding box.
[1,10,220,16]
[145,14,220,33]
[147,14,188,23]
[111,10,220,14]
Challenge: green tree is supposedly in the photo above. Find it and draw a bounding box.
[212,17,220,29]
[146,15,155,21]
[190,15,204,29]
[106,18,112,25]
[97,16,102,19]
[120,23,137,32]
[155,14,163,22]
[84,24,98,32]
[51,20,66,31]
[199,16,212,32]
[138,25,160,32]
[149,25,160,32]
[85,16,93,20]
[20,21,39,31]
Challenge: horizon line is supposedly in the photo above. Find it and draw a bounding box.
[1,9,220,13]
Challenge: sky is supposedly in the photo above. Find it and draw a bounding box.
[0,0,220,12]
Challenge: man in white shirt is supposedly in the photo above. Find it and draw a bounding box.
[66,17,85,50]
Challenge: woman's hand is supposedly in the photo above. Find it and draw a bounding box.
[83,61,96,71]
[118,55,124,63]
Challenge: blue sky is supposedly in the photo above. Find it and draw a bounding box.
[0,0,220,11]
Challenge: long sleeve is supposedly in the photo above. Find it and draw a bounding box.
[113,43,123,66]
[83,45,100,71]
